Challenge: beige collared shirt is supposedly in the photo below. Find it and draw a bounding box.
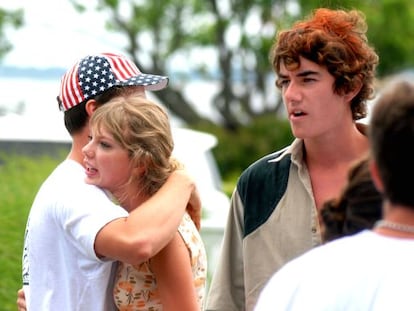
[206,139,323,311]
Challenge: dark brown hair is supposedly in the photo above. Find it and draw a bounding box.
[321,156,382,242]
[57,86,144,135]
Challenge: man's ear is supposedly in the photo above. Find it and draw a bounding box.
[85,99,99,117]
[369,159,384,193]
[344,78,363,103]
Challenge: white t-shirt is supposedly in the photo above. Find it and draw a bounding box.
[254,230,414,311]
[22,159,128,310]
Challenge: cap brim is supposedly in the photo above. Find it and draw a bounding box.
[122,73,169,91]
[145,76,169,91]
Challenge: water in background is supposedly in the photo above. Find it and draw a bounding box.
[0,76,221,122]
[1,77,61,116]
[0,75,224,142]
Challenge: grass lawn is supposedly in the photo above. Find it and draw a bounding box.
[0,153,63,311]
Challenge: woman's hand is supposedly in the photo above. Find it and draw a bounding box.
[16,288,26,311]
[186,186,201,230]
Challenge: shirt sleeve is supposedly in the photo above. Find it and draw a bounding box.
[205,189,246,311]
[55,181,128,261]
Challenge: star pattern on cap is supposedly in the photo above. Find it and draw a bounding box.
[78,56,166,100]
[79,57,116,100]
[59,52,169,111]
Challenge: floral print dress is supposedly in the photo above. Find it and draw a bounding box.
[113,212,207,310]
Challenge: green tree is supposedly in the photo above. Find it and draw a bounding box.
[70,0,414,129]
[4,1,414,128]
[298,0,414,76]
[0,7,23,61]
[70,0,299,129]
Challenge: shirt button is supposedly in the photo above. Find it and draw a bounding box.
[311,227,317,233]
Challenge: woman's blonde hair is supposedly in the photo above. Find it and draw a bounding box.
[90,94,182,203]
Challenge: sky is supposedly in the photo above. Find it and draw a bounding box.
[0,0,127,69]
[0,0,225,123]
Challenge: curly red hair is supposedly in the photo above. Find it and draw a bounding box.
[271,8,379,120]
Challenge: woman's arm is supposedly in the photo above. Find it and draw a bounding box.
[151,231,200,311]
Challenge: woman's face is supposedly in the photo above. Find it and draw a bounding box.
[82,126,132,197]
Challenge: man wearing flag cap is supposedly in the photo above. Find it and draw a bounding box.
[17,52,200,311]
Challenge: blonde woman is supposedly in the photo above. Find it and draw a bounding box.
[82,95,207,311]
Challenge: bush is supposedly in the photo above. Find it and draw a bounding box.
[196,115,294,182]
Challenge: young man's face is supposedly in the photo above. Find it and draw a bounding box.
[278,57,353,140]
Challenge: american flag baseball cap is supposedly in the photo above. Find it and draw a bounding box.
[58,52,169,111]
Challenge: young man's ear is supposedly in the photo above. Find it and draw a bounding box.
[344,78,363,103]
[85,99,99,117]
[369,159,384,193]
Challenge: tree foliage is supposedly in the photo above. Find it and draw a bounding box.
[298,0,414,76]
[69,0,414,130]
[70,0,298,129]
[64,0,414,179]
[0,7,23,61]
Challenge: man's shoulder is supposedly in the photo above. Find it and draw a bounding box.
[38,160,106,202]
[236,147,292,237]
[237,147,291,193]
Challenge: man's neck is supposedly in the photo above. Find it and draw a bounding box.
[304,122,369,168]
[374,202,414,238]
[67,130,89,167]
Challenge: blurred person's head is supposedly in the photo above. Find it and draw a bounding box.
[369,81,414,207]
